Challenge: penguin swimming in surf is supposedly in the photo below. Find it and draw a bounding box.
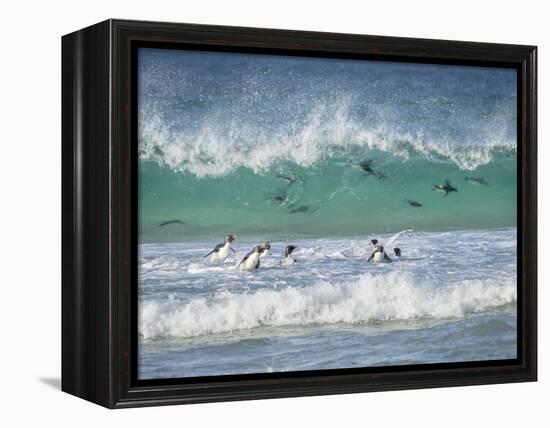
[282,245,298,266]
[371,239,384,252]
[203,234,237,262]
[236,244,263,271]
[433,180,458,197]
[393,247,401,258]
[159,219,186,227]
[367,245,392,263]
[276,173,302,186]
[255,242,272,269]
[406,200,422,208]
[352,160,386,179]
[288,204,318,214]
[465,176,489,187]
[259,241,271,257]
[267,189,289,206]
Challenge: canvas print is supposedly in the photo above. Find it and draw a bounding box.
[137,48,517,380]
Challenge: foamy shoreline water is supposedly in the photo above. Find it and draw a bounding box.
[139,274,515,339]
[138,228,517,379]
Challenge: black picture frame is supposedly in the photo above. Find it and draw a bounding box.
[62,19,537,408]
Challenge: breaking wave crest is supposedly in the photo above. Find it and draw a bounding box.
[138,273,516,339]
[139,107,516,177]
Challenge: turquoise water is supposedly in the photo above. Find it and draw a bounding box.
[139,152,516,242]
[137,49,516,242]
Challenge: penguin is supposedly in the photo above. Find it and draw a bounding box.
[465,176,489,187]
[268,189,289,206]
[276,173,302,186]
[367,245,392,263]
[255,242,271,269]
[405,200,422,208]
[236,245,263,271]
[159,219,186,227]
[282,245,298,266]
[288,204,318,214]
[352,160,386,179]
[259,241,271,257]
[393,247,402,258]
[203,234,237,262]
[433,180,458,197]
[371,239,384,253]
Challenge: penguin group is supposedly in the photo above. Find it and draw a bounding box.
[367,239,401,264]
[351,159,491,208]
[203,234,402,271]
[203,236,298,271]
[196,162,490,270]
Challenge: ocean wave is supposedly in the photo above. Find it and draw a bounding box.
[138,272,516,339]
[138,104,516,177]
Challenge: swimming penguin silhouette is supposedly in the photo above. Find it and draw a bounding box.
[433,180,458,197]
[464,176,489,187]
[353,160,386,179]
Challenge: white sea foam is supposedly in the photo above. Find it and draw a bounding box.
[138,104,516,177]
[187,263,229,274]
[138,272,516,339]
[141,256,182,271]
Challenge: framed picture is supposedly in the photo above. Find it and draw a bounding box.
[62,19,537,408]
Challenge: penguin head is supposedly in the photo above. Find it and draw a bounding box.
[225,234,237,243]
[393,247,401,257]
[254,244,263,253]
[285,245,297,257]
[259,242,271,255]
[371,239,379,246]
